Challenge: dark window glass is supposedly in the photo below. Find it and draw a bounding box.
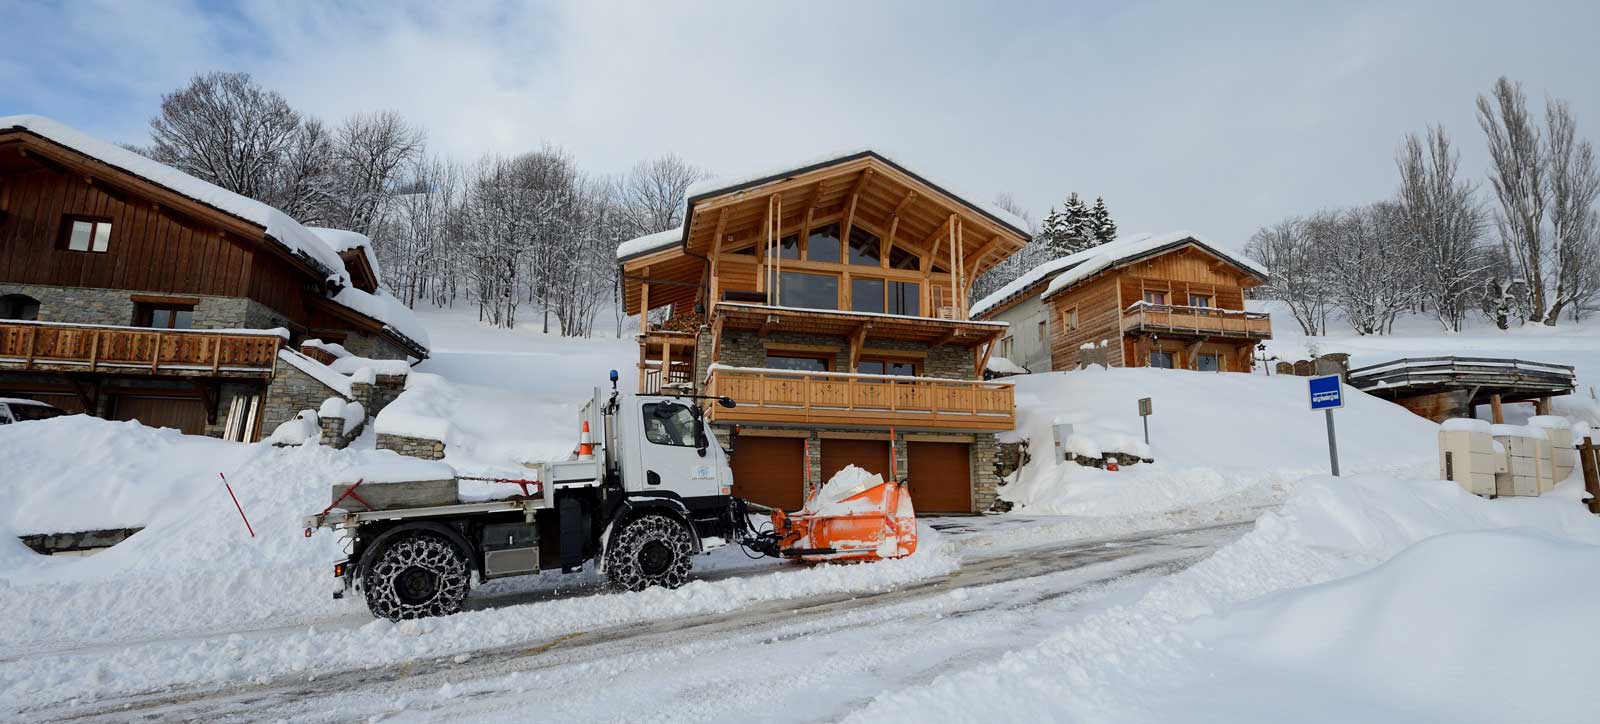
[859,360,884,375]
[777,234,800,260]
[1144,291,1167,305]
[1197,353,1221,372]
[888,281,919,316]
[777,271,838,310]
[1189,294,1212,308]
[0,294,40,320]
[641,402,699,447]
[859,358,917,378]
[889,245,919,270]
[847,227,880,266]
[1149,351,1175,369]
[137,304,195,330]
[807,224,841,263]
[851,278,884,314]
[764,354,830,372]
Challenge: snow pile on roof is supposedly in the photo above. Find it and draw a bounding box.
[998,366,1438,516]
[301,338,352,358]
[318,398,366,435]
[267,410,321,446]
[0,115,349,282]
[332,286,430,350]
[851,474,1600,723]
[308,226,383,282]
[329,355,411,377]
[278,349,353,396]
[684,148,1030,235]
[1041,231,1268,299]
[342,459,455,486]
[970,244,1107,317]
[985,356,1029,375]
[616,226,684,260]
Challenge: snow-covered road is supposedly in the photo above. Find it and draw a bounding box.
[27,521,1248,724]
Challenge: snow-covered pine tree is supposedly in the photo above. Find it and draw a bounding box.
[1090,196,1117,244]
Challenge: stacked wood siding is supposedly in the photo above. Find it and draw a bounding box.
[1047,273,1124,370]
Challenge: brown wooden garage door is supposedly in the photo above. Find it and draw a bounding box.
[907,441,972,513]
[730,436,806,511]
[820,438,892,485]
[111,396,207,435]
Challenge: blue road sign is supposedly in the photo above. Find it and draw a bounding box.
[1308,374,1344,411]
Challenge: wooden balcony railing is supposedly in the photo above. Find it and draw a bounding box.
[0,321,282,377]
[1120,303,1272,338]
[705,366,1015,431]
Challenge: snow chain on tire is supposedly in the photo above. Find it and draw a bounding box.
[605,513,694,592]
[364,533,471,620]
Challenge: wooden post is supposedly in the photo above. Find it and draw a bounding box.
[151,332,162,373]
[661,340,672,388]
[1581,436,1600,515]
[639,282,650,334]
[1536,397,1552,415]
[1490,393,1504,424]
[87,329,100,372]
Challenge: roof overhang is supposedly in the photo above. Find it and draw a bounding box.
[1041,238,1267,302]
[715,301,1006,349]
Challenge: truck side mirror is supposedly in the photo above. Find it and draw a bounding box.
[717,397,737,409]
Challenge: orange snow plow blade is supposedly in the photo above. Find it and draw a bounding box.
[769,472,917,563]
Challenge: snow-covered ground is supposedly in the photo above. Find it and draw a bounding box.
[3,303,1599,722]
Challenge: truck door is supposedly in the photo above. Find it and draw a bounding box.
[626,398,724,499]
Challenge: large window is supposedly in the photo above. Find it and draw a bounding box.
[847,227,880,266]
[858,357,917,377]
[777,271,839,310]
[888,281,918,316]
[136,303,195,330]
[1197,353,1222,372]
[889,245,919,270]
[0,294,40,320]
[764,353,831,372]
[1148,350,1175,369]
[1189,294,1212,308]
[851,278,884,314]
[642,402,699,447]
[61,216,112,253]
[777,234,800,260]
[806,224,841,263]
[1143,290,1167,305]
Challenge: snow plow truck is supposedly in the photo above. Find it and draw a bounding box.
[304,371,917,620]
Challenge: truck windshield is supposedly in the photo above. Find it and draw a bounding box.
[642,402,698,447]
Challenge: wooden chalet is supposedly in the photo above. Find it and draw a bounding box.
[618,151,1030,513]
[0,115,426,439]
[974,232,1271,373]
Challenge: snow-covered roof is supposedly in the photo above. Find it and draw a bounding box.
[616,226,684,261]
[985,357,1029,375]
[308,227,383,284]
[332,286,431,351]
[970,245,1103,318]
[1,115,429,355]
[685,149,1030,236]
[0,397,56,407]
[1041,231,1268,300]
[277,349,354,397]
[0,115,349,282]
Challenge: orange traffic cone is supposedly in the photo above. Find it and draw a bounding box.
[578,420,594,460]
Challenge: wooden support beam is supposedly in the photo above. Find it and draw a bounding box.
[639,282,651,333]
[710,314,726,362]
[890,189,919,220]
[975,338,996,378]
[840,169,874,245]
[882,215,900,270]
[193,380,219,424]
[848,324,869,371]
[1490,393,1504,424]
[758,314,778,337]
[708,209,727,304]
[967,234,1005,278]
[921,215,954,274]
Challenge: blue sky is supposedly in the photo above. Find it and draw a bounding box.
[4,0,1598,245]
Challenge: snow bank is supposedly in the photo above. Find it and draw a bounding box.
[267,409,320,445]
[0,416,254,535]
[332,286,431,350]
[849,476,1600,723]
[373,372,455,441]
[1000,367,1437,516]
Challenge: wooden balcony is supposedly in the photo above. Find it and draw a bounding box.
[704,366,1015,431]
[1120,303,1272,339]
[0,321,282,378]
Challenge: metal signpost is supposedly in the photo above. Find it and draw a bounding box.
[1138,397,1153,445]
[1308,374,1343,476]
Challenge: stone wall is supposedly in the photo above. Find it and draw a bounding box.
[377,433,446,460]
[717,329,978,380]
[971,432,1001,511]
[261,356,348,435]
[339,330,412,361]
[0,282,292,331]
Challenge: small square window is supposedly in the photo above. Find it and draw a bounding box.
[137,303,195,330]
[1061,307,1078,330]
[62,217,112,253]
[1189,294,1212,308]
[1143,291,1167,305]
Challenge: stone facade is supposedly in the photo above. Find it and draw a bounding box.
[0,282,292,331]
[261,356,348,436]
[376,433,446,460]
[971,432,1000,511]
[339,330,412,361]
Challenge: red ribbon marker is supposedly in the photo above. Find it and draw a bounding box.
[219,472,255,538]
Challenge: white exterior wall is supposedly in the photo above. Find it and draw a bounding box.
[989,296,1054,373]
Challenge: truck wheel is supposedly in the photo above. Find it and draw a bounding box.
[606,514,694,592]
[363,532,470,620]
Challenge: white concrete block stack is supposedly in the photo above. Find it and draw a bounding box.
[1438,418,1499,497]
[1491,424,1553,497]
[1529,415,1577,485]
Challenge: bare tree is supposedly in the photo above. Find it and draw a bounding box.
[1396,126,1489,331]
[971,193,1048,301]
[1478,77,1548,323]
[617,154,706,236]
[1544,99,1600,322]
[328,111,425,236]
[1245,216,1332,335]
[1323,203,1424,335]
[147,71,303,201]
